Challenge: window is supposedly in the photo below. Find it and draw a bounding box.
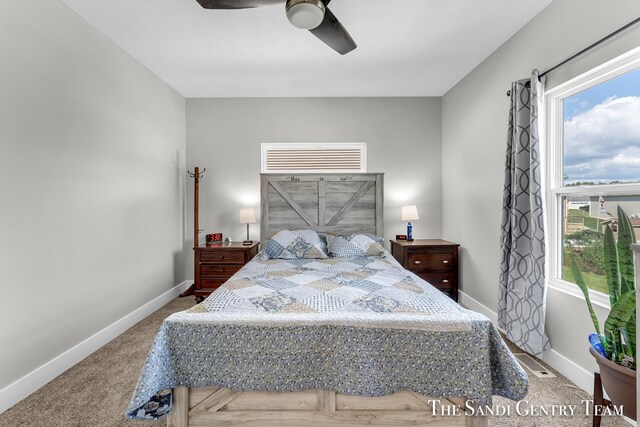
[545,47,640,306]
[261,143,366,173]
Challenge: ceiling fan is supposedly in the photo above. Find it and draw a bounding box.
[194,0,357,55]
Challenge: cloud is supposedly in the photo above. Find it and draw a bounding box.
[564,97,593,116]
[563,96,640,182]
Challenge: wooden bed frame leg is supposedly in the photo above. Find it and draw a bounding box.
[467,415,488,427]
[318,390,336,413]
[464,400,488,427]
[168,387,189,427]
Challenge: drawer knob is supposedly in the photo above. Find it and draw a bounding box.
[414,260,421,265]
[219,256,225,259]
[442,279,449,283]
[219,268,224,272]
[442,260,449,264]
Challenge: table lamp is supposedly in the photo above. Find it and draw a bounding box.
[239,208,256,245]
[401,205,419,241]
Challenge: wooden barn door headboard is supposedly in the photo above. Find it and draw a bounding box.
[260,173,384,243]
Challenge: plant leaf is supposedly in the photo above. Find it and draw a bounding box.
[602,225,620,305]
[609,331,623,361]
[626,318,637,368]
[622,312,636,359]
[605,291,636,344]
[571,257,603,337]
[616,205,636,294]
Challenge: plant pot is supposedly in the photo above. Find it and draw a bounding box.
[590,346,637,419]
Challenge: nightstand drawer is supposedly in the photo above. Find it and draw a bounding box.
[390,239,459,302]
[200,264,242,277]
[200,277,229,288]
[408,246,455,254]
[199,250,245,264]
[418,273,455,290]
[407,252,454,272]
[193,242,260,303]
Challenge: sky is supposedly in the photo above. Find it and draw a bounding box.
[563,67,640,185]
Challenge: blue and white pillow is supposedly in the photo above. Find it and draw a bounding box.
[262,230,328,260]
[326,233,385,258]
[325,232,384,244]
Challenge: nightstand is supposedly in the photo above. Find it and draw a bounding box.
[390,239,460,302]
[194,241,259,302]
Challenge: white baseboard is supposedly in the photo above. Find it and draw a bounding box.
[0,280,192,414]
[458,290,499,326]
[458,290,595,395]
[541,347,593,393]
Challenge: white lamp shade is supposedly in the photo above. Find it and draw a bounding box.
[401,205,419,221]
[239,208,256,224]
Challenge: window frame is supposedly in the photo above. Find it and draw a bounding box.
[544,46,640,309]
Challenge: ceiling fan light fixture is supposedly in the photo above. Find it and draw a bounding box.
[286,0,325,30]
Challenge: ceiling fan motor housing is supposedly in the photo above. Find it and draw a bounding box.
[286,0,325,30]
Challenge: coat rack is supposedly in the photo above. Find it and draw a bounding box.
[179,166,206,298]
[188,167,206,248]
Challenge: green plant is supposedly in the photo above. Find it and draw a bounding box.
[564,229,605,275]
[572,205,636,370]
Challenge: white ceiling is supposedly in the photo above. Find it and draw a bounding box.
[59,0,553,98]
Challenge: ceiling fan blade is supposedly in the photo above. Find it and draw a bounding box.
[309,7,356,55]
[195,0,284,9]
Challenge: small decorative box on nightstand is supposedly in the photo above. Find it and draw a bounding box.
[194,241,259,303]
[390,239,460,302]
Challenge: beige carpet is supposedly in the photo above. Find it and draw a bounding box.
[0,297,631,427]
[492,340,631,427]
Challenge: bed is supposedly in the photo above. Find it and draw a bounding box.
[126,173,527,426]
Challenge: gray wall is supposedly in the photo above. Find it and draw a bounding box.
[186,97,441,277]
[442,0,640,376]
[0,0,186,390]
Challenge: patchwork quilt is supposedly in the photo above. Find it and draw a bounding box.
[126,251,528,420]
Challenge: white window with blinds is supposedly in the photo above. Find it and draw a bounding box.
[261,143,367,173]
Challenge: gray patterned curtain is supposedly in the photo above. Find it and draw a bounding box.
[499,70,550,357]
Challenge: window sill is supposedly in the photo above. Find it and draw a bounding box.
[547,279,611,310]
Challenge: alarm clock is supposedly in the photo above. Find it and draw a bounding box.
[206,233,223,244]
[395,234,408,241]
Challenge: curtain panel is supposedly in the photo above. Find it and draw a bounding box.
[499,70,550,357]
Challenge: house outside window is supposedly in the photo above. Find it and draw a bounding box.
[545,47,640,306]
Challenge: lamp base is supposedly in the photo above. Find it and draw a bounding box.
[242,240,253,246]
